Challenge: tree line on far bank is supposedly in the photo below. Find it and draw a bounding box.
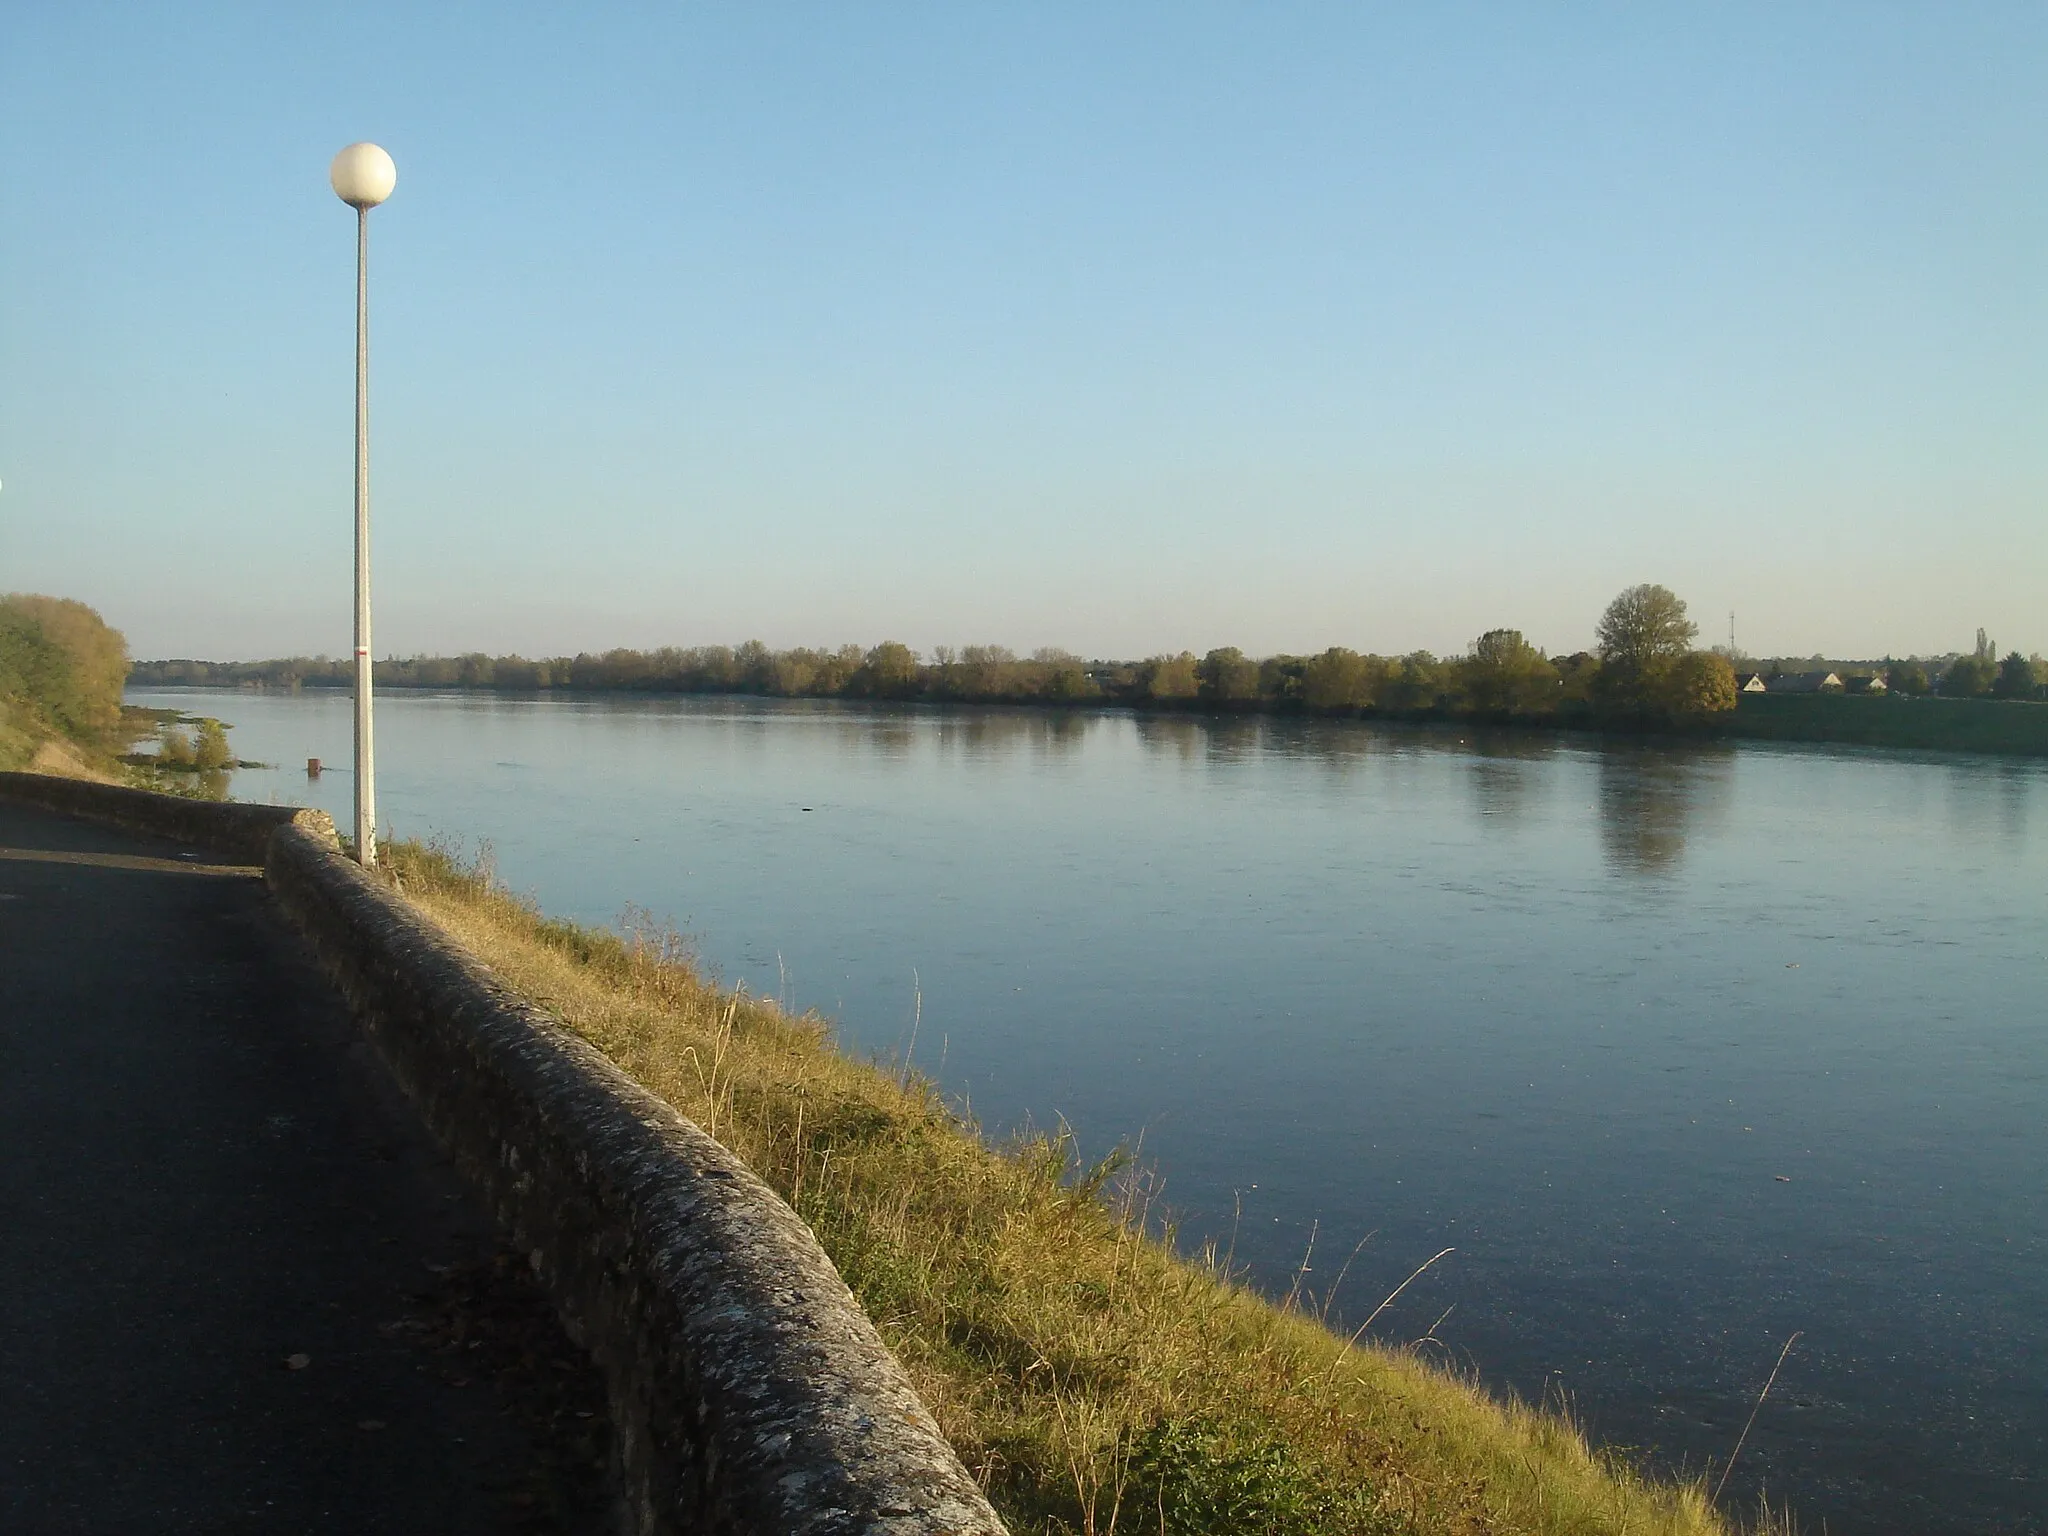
[1872,630,2044,700]
[132,584,1778,728]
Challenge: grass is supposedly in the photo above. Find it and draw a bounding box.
[1727,692,2048,755]
[381,838,1791,1536]
[0,701,200,787]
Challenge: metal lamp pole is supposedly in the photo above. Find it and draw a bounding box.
[330,143,397,865]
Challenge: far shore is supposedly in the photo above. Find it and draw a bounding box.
[126,678,2048,760]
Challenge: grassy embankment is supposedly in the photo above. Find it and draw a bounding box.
[1725,693,2048,756]
[382,839,1786,1536]
[1,593,132,781]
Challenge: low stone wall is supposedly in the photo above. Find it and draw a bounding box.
[0,774,1005,1536]
[0,771,337,862]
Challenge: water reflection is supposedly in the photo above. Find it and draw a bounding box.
[1200,717,1266,765]
[1132,714,1208,765]
[1467,757,1536,825]
[1595,744,1733,876]
[839,716,917,761]
[932,707,1092,763]
[1944,759,2038,845]
[1455,730,1558,830]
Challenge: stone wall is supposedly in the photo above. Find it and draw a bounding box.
[0,771,336,863]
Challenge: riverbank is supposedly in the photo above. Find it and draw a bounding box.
[1718,692,2048,755]
[379,838,1782,1536]
[129,677,2048,760]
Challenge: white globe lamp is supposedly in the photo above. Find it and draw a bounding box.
[330,142,397,208]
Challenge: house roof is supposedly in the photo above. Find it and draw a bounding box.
[1769,671,1843,693]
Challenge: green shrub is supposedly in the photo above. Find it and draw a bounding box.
[193,718,232,770]
[1121,1417,1394,1536]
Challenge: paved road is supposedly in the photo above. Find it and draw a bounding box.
[0,801,611,1533]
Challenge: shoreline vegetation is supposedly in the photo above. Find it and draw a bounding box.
[1,591,152,784]
[0,592,252,795]
[130,585,2048,757]
[382,836,1787,1536]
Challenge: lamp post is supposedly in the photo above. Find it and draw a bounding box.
[330,142,396,866]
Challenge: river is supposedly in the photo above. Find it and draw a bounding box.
[135,686,2047,1534]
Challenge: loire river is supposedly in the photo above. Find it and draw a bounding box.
[139,688,2045,1534]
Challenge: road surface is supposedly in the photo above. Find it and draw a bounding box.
[0,799,612,1532]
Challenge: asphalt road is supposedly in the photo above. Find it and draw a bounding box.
[0,801,612,1533]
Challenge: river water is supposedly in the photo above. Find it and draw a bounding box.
[137,687,2046,1533]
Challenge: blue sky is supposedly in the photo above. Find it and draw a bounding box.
[4,3,2042,662]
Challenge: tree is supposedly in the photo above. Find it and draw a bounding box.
[1596,583,1697,671]
[1942,656,1992,697]
[1141,653,1199,701]
[856,641,920,698]
[1197,647,1261,704]
[193,718,233,770]
[1594,584,1698,715]
[1300,647,1380,711]
[1886,659,1930,696]
[1031,648,1096,700]
[1993,651,2039,700]
[0,594,128,741]
[1665,651,1738,719]
[1257,654,1305,705]
[767,652,817,696]
[1383,652,1447,711]
[956,645,1020,698]
[1554,651,1601,707]
[1463,629,1558,717]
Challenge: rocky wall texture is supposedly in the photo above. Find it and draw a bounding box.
[0,771,336,862]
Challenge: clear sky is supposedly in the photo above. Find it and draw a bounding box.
[4,3,2042,663]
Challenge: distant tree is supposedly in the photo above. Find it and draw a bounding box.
[1554,651,1601,708]
[1993,651,2039,700]
[766,652,817,696]
[1141,652,1200,701]
[1031,648,1097,700]
[1383,651,1448,711]
[731,640,773,692]
[1975,628,1996,664]
[1594,584,1698,715]
[856,641,921,698]
[1197,647,1261,704]
[1257,654,1306,705]
[1300,647,1380,712]
[1596,583,1697,670]
[956,645,1020,698]
[1463,629,1558,717]
[1942,656,1993,697]
[1886,659,1930,696]
[1665,651,1738,720]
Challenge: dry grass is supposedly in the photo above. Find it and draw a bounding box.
[383,839,1792,1536]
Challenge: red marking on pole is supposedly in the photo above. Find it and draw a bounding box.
[355,648,370,656]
